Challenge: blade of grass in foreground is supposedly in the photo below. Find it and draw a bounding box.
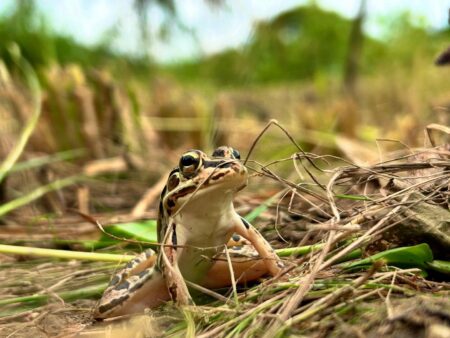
[0,44,41,184]
[0,283,107,307]
[0,244,134,262]
[10,149,86,173]
[1,242,441,275]
[0,176,84,217]
[342,243,433,271]
[0,243,324,262]
[1,243,447,313]
[90,220,158,249]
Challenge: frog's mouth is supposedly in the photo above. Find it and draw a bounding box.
[173,172,246,200]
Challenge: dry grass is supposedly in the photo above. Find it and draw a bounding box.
[0,122,449,337]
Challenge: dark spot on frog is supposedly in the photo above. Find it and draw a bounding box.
[129,270,154,292]
[167,173,180,191]
[158,201,164,216]
[240,217,251,229]
[168,284,178,300]
[109,275,120,286]
[137,270,150,278]
[211,172,226,181]
[204,160,235,169]
[167,186,196,206]
[115,280,130,291]
[212,148,226,157]
[125,261,135,269]
[160,186,167,200]
[232,234,241,242]
[97,294,130,314]
[203,160,221,168]
[177,186,196,196]
[172,225,177,248]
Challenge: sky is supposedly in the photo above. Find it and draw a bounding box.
[0,0,449,62]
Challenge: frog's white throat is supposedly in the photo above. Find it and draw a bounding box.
[174,189,237,240]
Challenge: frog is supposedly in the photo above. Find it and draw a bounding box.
[93,146,284,319]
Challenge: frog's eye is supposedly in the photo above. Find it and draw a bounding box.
[167,172,180,191]
[231,148,240,159]
[179,151,202,177]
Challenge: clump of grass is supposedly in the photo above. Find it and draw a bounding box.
[0,124,449,337]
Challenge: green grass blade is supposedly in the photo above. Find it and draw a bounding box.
[334,194,372,201]
[276,244,324,257]
[342,243,433,271]
[90,220,158,249]
[0,283,107,307]
[0,243,331,264]
[0,44,42,184]
[244,193,279,223]
[426,260,450,275]
[10,149,86,173]
[0,244,135,262]
[0,175,84,217]
[182,308,196,338]
[0,243,358,264]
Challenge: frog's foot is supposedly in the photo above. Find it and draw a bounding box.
[227,233,251,247]
[164,260,194,307]
[202,243,270,288]
[93,249,170,320]
[161,243,193,307]
[94,236,280,318]
[233,216,285,276]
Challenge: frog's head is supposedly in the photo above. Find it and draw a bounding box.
[162,147,247,215]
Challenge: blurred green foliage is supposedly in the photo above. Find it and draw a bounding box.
[168,5,450,86]
[1,1,450,86]
[0,0,153,76]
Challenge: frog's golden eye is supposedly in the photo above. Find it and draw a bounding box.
[167,172,180,191]
[179,151,202,178]
[231,148,240,159]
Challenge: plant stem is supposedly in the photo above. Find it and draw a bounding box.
[0,244,134,262]
[0,283,107,306]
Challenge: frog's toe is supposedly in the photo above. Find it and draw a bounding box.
[228,234,251,247]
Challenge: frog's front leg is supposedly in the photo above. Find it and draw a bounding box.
[93,249,170,319]
[160,223,193,306]
[232,216,284,276]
